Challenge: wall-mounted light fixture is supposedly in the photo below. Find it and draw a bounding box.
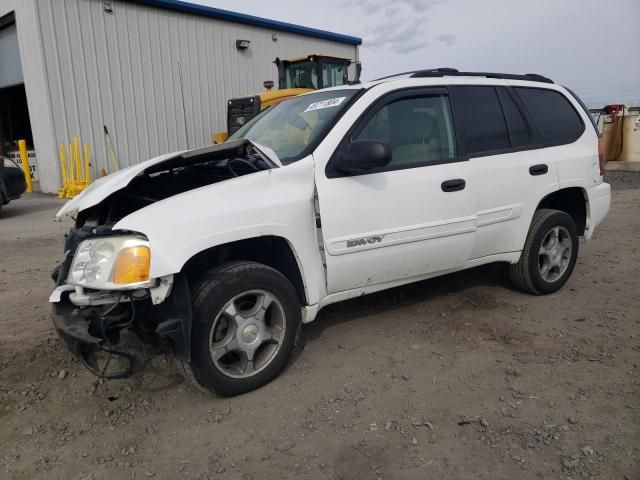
[271,33,278,42]
[103,1,114,14]
[236,39,251,50]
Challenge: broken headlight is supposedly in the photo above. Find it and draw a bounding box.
[67,236,152,290]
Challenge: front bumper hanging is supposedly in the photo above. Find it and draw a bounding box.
[50,227,193,379]
[52,295,146,379]
[51,276,192,380]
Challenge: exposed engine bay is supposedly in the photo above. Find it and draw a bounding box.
[75,141,275,227]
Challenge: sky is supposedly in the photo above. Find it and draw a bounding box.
[196,0,640,107]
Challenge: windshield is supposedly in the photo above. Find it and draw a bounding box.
[321,62,348,87]
[284,61,318,89]
[229,89,360,164]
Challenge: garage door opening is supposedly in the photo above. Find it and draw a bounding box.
[0,13,37,188]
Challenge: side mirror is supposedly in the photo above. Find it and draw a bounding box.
[335,140,392,174]
[348,61,362,85]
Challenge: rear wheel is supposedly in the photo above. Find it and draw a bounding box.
[176,261,301,396]
[509,209,579,295]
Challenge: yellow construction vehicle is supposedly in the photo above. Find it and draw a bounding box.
[213,54,361,143]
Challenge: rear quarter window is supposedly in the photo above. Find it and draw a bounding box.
[514,87,584,145]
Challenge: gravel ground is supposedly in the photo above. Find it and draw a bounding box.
[0,173,638,480]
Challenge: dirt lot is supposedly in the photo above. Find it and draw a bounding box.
[1,172,639,480]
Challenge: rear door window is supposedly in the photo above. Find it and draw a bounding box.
[453,86,510,155]
[514,87,584,145]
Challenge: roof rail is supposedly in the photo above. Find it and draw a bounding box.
[409,69,553,83]
[372,68,462,81]
[372,70,424,81]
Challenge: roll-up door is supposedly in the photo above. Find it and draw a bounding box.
[0,23,24,89]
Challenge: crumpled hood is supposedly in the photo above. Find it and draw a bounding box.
[56,151,182,218]
[55,140,280,219]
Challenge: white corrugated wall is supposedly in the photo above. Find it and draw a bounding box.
[34,0,357,188]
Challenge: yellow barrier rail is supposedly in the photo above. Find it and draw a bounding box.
[57,136,92,199]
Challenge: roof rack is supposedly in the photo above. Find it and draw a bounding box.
[408,68,553,84]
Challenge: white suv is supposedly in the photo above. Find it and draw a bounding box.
[50,69,611,396]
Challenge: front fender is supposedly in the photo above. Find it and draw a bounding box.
[113,157,326,305]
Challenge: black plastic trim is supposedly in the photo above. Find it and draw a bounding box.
[152,273,192,361]
[464,143,547,160]
[503,86,543,145]
[496,86,535,148]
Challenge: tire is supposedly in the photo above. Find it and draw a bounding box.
[177,261,301,396]
[509,209,579,295]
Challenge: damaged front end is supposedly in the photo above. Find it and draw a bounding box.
[50,231,192,378]
[50,140,276,379]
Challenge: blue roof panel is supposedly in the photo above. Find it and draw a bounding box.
[125,0,362,45]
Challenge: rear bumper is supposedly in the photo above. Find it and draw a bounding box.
[585,182,611,240]
[1,172,27,202]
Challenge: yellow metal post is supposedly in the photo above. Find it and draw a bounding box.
[74,136,82,182]
[58,143,69,192]
[59,144,68,186]
[18,140,33,193]
[84,144,91,183]
[69,143,75,182]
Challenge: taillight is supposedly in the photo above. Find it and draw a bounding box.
[598,138,605,176]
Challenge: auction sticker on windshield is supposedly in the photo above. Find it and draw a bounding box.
[304,97,347,112]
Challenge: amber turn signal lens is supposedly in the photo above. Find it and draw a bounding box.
[112,246,150,285]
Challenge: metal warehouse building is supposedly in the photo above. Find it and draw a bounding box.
[0,0,361,193]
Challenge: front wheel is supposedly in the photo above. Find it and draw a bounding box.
[176,261,301,396]
[509,209,579,295]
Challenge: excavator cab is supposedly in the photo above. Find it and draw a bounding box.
[275,54,359,90]
[213,54,361,143]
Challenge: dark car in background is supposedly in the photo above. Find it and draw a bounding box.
[0,157,27,216]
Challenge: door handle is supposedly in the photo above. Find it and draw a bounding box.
[441,179,466,192]
[529,164,548,176]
